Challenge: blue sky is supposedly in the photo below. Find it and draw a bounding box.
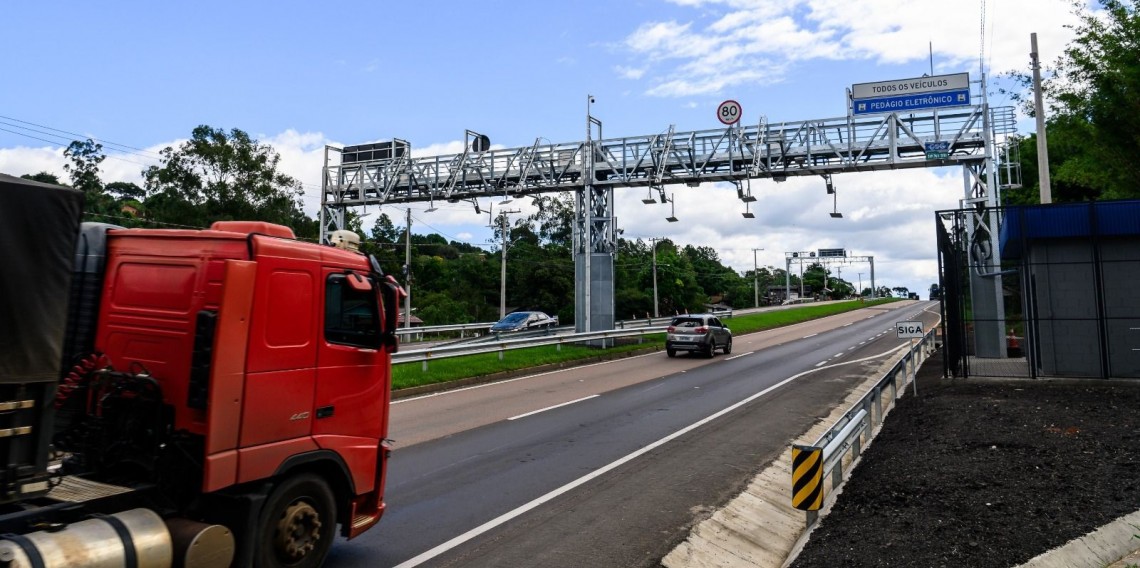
[0,0,1089,296]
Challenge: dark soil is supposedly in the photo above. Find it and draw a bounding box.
[789,351,1140,568]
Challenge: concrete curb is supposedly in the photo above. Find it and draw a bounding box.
[1015,510,1140,568]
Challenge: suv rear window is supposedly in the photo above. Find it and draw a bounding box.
[671,317,704,327]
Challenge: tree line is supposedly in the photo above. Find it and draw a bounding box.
[24,128,873,325]
[1001,0,1140,204]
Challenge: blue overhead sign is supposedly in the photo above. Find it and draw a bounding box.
[853,89,970,115]
[851,72,971,116]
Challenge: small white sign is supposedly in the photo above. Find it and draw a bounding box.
[852,73,970,100]
[896,321,924,339]
[717,100,742,125]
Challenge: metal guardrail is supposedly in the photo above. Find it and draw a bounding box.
[792,327,938,526]
[394,322,493,339]
[615,308,734,329]
[393,326,669,371]
[396,308,732,341]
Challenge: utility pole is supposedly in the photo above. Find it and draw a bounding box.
[404,208,412,329]
[858,272,863,297]
[752,248,764,308]
[650,237,662,318]
[498,209,520,319]
[799,258,804,300]
[1030,32,1052,204]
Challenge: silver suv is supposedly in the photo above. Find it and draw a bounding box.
[665,314,732,358]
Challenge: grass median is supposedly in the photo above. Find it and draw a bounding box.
[393,298,900,391]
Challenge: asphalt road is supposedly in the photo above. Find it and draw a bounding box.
[325,301,941,567]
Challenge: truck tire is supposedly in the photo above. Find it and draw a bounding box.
[255,473,337,568]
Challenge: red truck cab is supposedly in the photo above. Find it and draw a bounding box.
[90,220,399,565]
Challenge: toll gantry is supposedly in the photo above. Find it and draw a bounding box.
[321,95,1018,336]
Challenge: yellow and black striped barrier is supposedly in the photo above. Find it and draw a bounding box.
[791,444,823,511]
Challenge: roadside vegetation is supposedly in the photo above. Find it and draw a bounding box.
[392,298,901,391]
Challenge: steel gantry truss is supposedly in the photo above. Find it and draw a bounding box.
[321,106,997,222]
[321,102,1017,335]
[782,252,876,301]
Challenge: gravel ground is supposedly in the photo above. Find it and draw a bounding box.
[788,351,1140,568]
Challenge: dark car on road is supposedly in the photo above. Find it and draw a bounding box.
[665,314,732,358]
[490,310,559,333]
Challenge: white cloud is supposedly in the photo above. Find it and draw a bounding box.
[624,0,1089,97]
[613,165,964,296]
[615,65,647,80]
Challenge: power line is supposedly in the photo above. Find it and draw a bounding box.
[0,115,162,160]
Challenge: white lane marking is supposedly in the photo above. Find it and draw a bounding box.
[394,351,661,404]
[393,342,910,568]
[803,333,818,339]
[847,346,855,350]
[859,341,867,345]
[507,395,600,421]
[725,352,753,360]
[815,361,827,367]
[842,323,853,327]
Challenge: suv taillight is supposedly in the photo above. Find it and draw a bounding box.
[666,326,676,332]
[694,326,708,333]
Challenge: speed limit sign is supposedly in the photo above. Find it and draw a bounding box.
[717,99,742,125]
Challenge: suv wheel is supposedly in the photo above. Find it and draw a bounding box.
[723,338,732,355]
[666,347,676,358]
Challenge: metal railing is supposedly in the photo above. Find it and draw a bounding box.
[392,326,668,371]
[793,327,938,526]
[615,308,734,329]
[394,322,494,340]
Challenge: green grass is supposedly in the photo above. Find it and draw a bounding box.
[392,298,901,391]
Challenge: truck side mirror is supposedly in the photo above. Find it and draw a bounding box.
[347,272,373,292]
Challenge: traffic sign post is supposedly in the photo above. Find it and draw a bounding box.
[896,321,923,338]
[717,100,742,125]
[896,321,923,395]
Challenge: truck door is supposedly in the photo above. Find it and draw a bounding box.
[312,271,388,494]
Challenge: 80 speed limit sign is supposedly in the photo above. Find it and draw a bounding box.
[717,99,742,125]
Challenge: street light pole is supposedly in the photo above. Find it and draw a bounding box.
[404,208,412,329]
[498,209,520,319]
[752,248,764,307]
[858,272,863,297]
[650,237,662,318]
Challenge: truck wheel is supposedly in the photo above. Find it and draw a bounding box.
[256,473,337,568]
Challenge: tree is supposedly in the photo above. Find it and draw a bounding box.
[142,126,308,230]
[370,212,401,244]
[1004,0,1140,201]
[64,139,105,197]
[104,181,146,201]
[892,286,910,298]
[21,172,62,185]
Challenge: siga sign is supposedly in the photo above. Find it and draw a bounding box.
[896,321,924,339]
